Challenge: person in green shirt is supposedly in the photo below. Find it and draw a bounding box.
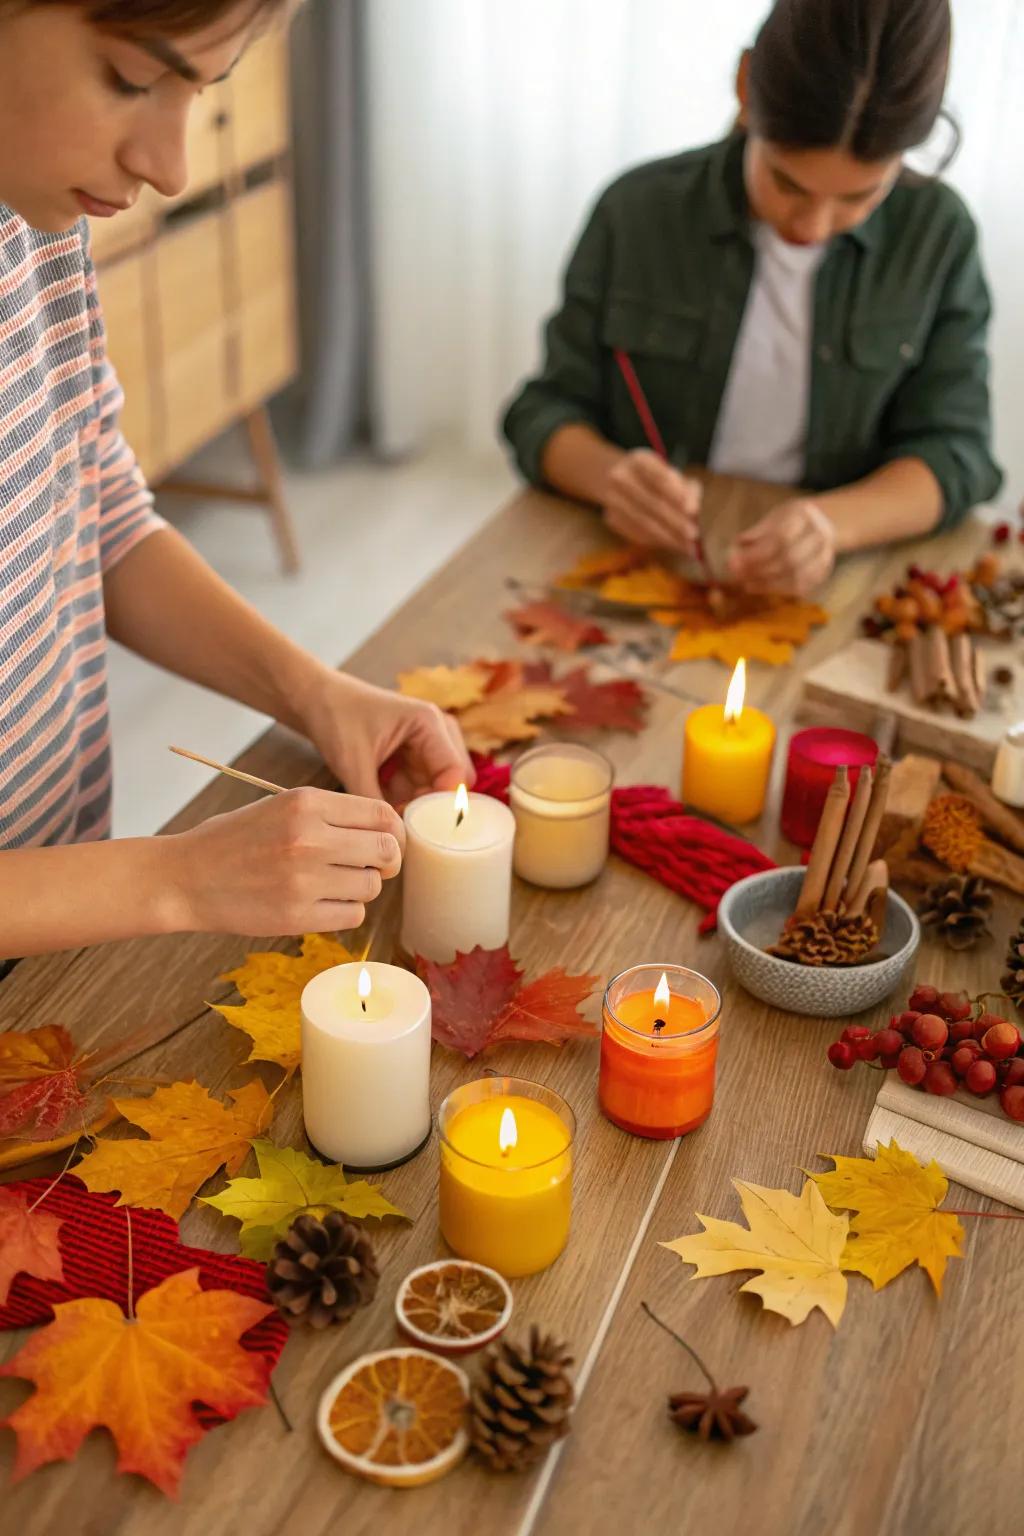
[502,0,1003,597]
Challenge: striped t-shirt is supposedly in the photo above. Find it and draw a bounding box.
[0,207,164,849]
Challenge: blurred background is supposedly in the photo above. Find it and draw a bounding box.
[99,0,1022,834]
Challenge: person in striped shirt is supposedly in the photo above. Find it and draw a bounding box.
[0,0,471,960]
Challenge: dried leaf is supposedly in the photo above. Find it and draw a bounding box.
[397,663,490,711]
[600,564,693,609]
[809,1140,965,1296]
[417,944,599,1058]
[0,1025,96,1141]
[661,1179,849,1328]
[457,683,573,754]
[0,1188,65,1304]
[670,598,828,668]
[75,1079,275,1221]
[671,627,795,667]
[0,1105,122,1174]
[212,933,356,1074]
[505,600,608,652]
[555,545,649,589]
[202,1138,406,1260]
[0,1268,272,1496]
[524,660,648,734]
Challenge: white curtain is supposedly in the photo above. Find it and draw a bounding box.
[366,0,1023,496]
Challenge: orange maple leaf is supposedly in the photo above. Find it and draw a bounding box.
[417,945,599,1057]
[599,564,693,609]
[0,1268,272,1496]
[0,1187,65,1304]
[505,600,608,652]
[396,663,490,711]
[74,1079,274,1221]
[457,682,573,754]
[670,598,827,667]
[555,545,649,590]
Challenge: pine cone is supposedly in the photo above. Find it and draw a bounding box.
[470,1327,574,1471]
[769,911,879,967]
[669,1385,758,1442]
[1002,916,1024,1014]
[266,1212,378,1329]
[918,873,994,950]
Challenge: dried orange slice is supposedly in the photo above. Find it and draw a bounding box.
[317,1348,469,1487]
[396,1260,513,1354]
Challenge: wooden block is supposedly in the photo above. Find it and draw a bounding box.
[802,637,1023,774]
[864,1076,1024,1211]
[874,753,942,865]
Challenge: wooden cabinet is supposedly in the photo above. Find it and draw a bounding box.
[90,28,300,570]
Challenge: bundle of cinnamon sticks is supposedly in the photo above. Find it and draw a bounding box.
[889,628,986,718]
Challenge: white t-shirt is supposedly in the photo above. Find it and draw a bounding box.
[709,223,828,485]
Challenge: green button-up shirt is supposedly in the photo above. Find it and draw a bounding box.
[502,134,1002,528]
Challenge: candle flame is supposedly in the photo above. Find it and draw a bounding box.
[654,972,671,1010]
[454,783,469,827]
[358,967,372,1002]
[724,657,746,724]
[499,1107,518,1155]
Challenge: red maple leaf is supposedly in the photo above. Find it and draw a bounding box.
[505,600,609,652]
[0,1027,91,1140]
[417,945,600,1058]
[523,660,648,733]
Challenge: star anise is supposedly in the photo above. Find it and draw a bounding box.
[642,1302,759,1444]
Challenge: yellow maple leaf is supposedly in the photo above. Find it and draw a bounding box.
[213,933,356,1074]
[671,626,795,667]
[661,1178,849,1328]
[457,684,573,754]
[75,1079,274,1221]
[397,663,490,711]
[555,545,648,589]
[599,564,693,609]
[810,1140,965,1296]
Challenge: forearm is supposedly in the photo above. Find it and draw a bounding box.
[0,838,187,956]
[816,458,943,554]
[102,527,330,733]
[540,424,625,506]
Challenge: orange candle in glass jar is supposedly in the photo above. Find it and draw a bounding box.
[599,965,721,1139]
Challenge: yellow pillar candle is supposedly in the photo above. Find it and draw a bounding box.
[683,658,775,824]
[438,1077,574,1278]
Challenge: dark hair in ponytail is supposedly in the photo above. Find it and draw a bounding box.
[747,0,953,160]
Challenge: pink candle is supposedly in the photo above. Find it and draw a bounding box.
[781,728,878,847]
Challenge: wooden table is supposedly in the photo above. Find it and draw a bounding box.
[2,481,1021,1536]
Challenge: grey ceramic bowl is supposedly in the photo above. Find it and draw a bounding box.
[718,866,920,1018]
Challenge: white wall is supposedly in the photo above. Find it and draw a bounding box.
[367,0,1022,499]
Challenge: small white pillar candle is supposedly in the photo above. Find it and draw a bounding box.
[992,723,1024,808]
[510,744,613,889]
[301,961,431,1170]
[400,787,516,963]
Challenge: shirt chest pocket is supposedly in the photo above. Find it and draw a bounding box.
[845,319,923,375]
[601,297,705,363]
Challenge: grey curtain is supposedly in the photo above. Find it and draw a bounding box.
[282,0,370,467]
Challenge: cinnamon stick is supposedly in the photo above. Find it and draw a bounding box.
[950,633,979,718]
[795,765,850,918]
[967,841,1024,897]
[908,630,931,704]
[823,765,874,911]
[847,857,889,918]
[925,625,956,708]
[845,755,892,899]
[886,643,908,694]
[942,760,1024,855]
[866,866,890,933]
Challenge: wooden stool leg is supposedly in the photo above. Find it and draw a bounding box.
[245,405,301,575]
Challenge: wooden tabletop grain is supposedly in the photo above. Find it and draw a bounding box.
[1,479,1021,1536]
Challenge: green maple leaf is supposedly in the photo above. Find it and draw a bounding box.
[202,1139,407,1260]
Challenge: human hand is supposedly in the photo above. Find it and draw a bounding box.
[168,788,405,936]
[299,669,474,805]
[602,449,702,555]
[726,499,837,596]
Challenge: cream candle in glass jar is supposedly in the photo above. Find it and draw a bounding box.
[510,744,613,889]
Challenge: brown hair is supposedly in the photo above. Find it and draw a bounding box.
[747,0,953,160]
[29,0,288,36]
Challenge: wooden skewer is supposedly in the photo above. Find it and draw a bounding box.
[169,746,286,797]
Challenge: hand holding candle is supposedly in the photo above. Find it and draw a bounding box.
[683,659,775,825]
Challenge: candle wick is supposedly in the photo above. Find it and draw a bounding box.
[360,1000,367,1013]
[653,1019,666,1034]
[455,809,465,828]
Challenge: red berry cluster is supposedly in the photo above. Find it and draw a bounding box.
[992,512,1024,546]
[826,984,1024,1123]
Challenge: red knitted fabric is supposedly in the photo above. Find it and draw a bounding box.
[471,754,776,931]
[0,1177,288,1426]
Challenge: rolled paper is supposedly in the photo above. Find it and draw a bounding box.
[795,765,850,918]
[823,765,874,912]
[845,755,892,900]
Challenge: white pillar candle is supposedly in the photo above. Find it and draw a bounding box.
[400,787,516,963]
[510,744,613,889]
[992,723,1024,808]
[301,962,431,1170]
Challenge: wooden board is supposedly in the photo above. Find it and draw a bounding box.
[802,636,1024,773]
[1,487,1022,1536]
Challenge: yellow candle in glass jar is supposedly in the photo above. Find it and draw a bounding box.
[683,658,775,824]
[438,1078,574,1278]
